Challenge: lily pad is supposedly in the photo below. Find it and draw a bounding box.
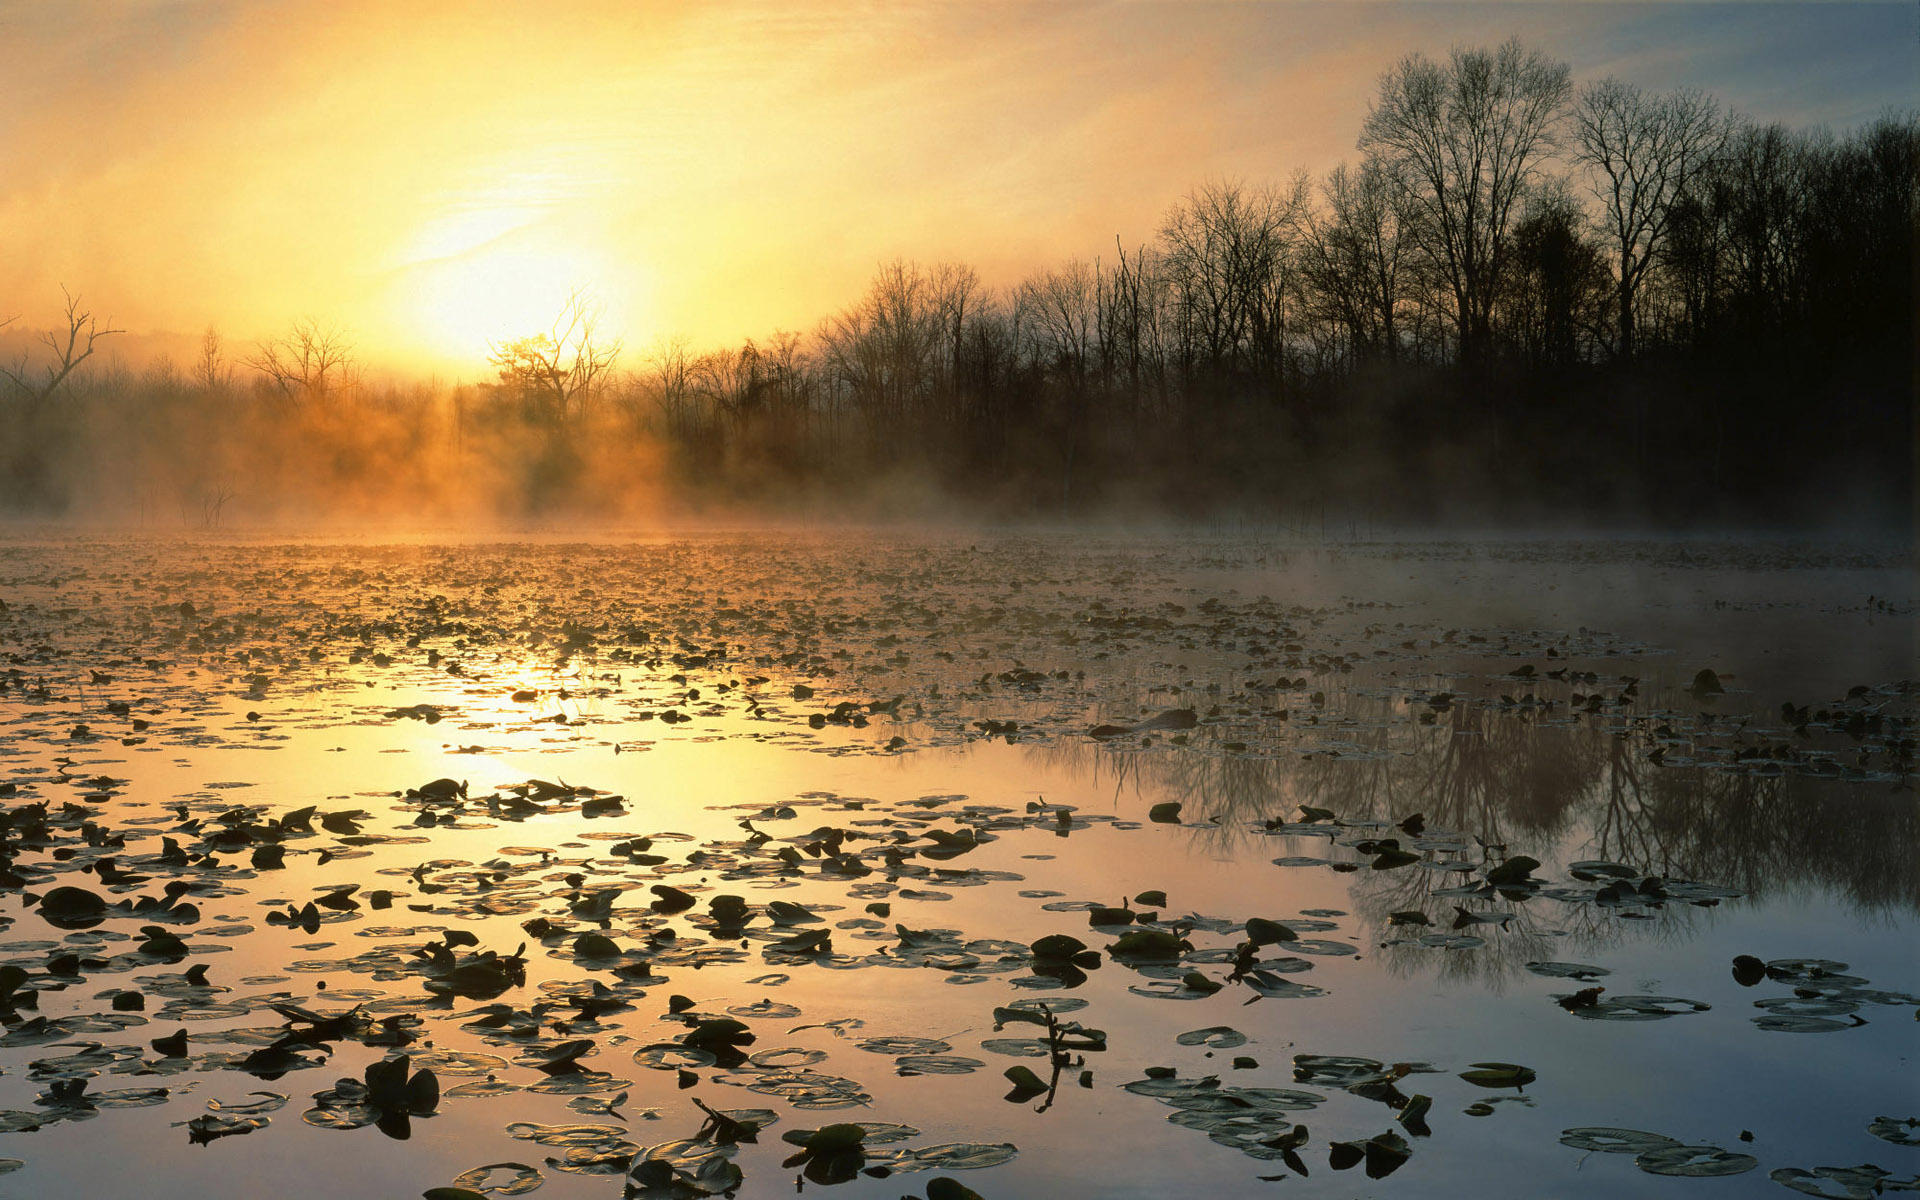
[1458,1062,1535,1089]
[1770,1165,1899,1198]
[1868,1116,1920,1146]
[1634,1144,1757,1177]
[899,1143,1019,1172]
[1525,961,1610,981]
[856,1036,950,1056]
[1570,995,1710,1021]
[1176,1026,1248,1049]
[895,1055,985,1075]
[448,1163,543,1196]
[1559,1127,1682,1154]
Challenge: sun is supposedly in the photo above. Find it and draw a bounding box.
[381,197,643,369]
[411,240,602,361]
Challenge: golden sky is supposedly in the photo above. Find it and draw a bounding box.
[0,1,1909,375]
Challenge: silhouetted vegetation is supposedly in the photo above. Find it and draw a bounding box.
[2,39,1911,527]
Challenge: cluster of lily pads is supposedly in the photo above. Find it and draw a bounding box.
[1,741,1908,1196]
[0,536,1912,1198]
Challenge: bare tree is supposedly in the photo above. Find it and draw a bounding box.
[1302,160,1411,364]
[694,339,762,432]
[1017,258,1101,388]
[1719,121,1819,341]
[243,318,357,406]
[488,289,622,428]
[1572,79,1723,358]
[643,336,700,439]
[0,287,124,403]
[141,355,182,392]
[195,326,233,392]
[1017,258,1105,506]
[1157,177,1309,378]
[201,484,235,528]
[927,262,980,427]
[1497,184,1613,368]
[1360,38,1572,367]
[817,260,945,440]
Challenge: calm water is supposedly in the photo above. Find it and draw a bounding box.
[0,532,1912,1199]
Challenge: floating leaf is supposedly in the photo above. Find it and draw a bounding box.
[1176,1026,1248,1049]
[1244,918,1298,945]
[1526,961,1610,981]
[1002,1065,1048,1099]
[979,1038,1050,1058]
[1108,929,1186,961]
[1243,971,1326,1000]
[897,1055,984,1076]
[1769,1165,1898,1197]
[1868,1116,1920,1146]
[1329,1132,1412,1179]
[1485,856,1540,886]
[448,1163,543,1196]
[184,1112,269,1143]
[1559,1127,1681,1154]
[206,1092,288,1115]
[1569,995,1710,1022]
[37,887,108,928]
[1029,934,1093,961]
[901,1143,1019,1171]
[1635,1144,1757,1177]
[1458,1062,1534,1089]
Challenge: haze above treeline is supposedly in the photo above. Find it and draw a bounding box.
[1,30,1911,529]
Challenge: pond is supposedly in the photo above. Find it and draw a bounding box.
[0,532,1911,1199]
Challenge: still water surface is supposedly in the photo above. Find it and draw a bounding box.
[0,533,1911,1198]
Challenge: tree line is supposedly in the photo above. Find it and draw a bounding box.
[3,39,1912,526]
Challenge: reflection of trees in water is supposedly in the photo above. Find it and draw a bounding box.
[1026,702,1605,852]
[1415,706,1597,844]
[1015,700,1917,981]
[1600,757,1918,912]
[1344,842,1704,987]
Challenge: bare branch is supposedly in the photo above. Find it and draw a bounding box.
[0,287,123,402]
[488,290,622,427]
[242,318,355,405]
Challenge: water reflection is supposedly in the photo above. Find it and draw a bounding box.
[1019,694,1916,987]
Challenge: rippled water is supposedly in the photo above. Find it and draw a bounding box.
[0,532,1911,1199]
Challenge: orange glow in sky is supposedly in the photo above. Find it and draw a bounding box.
[0,1,1907,376]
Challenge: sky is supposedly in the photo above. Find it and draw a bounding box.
[0,0,1911,377]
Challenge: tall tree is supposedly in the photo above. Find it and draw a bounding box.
[1571,79,1723,358]
[1360,38,1571,367]
[1498,186,1612,369]
[1302,160,1410,364]
[1157,178,1307,380]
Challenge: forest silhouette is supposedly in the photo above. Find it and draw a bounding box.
[2,39,1911,529]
